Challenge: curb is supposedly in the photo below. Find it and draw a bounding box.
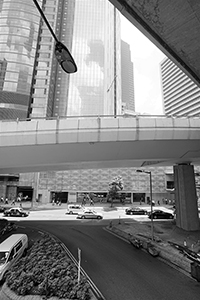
[106,225,192,276]
[0,228,101,300]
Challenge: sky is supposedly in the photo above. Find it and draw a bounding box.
[121,15,166,115]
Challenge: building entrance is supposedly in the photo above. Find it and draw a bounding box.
[51,192,68,204]
[17,186,33,201]
[133,193,145,203]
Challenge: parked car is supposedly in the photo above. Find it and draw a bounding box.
[3,207,29,217]
[0,218,17,235]
[66,204,84,214]
[125,207,148,215]
[77,210,103,219]
[148,210,174,219]
[0,206,6,213]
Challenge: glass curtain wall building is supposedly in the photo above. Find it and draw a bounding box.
[29,0,122,118]
[0,0,41,119]
[121,40,135,113]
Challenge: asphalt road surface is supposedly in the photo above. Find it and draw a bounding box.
[15,220,200,300]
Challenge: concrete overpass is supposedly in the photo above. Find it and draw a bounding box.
[110,0,200,87]
[0,116,200,174]
[0,115,200,231]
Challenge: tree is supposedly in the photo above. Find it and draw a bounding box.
[107,176,124,206]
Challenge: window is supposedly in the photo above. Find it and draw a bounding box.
[15,241,23,253]
[8,248,14,262]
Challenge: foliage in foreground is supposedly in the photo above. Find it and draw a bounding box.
[6,235,91,299]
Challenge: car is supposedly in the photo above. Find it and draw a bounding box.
[77,210,103,219]
[0,218,17,235]
[148,210,174,219]
[66,204,84,214]
[0,234,28,282]
[3,207,29,217]
[0,206,6,213]
[125,207,148,215]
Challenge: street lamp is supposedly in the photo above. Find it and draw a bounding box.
[33,0,77,74]
[136,169,154,241]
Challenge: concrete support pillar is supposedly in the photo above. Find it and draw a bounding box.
[174,164,199,231]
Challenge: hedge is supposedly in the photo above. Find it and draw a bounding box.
[5,235,91,300]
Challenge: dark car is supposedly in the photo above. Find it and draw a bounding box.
[148,210,174,219]
[0,218,17,235]
[3,207,29,217]
[0,206,6,213]
[125,207,148,215]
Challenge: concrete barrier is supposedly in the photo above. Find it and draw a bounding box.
[107,225,192,274]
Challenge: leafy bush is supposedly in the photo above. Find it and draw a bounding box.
[6,235,91,299]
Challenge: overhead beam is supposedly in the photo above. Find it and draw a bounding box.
[109,0,200,87]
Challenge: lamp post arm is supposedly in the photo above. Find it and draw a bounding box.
[33,0,58,43]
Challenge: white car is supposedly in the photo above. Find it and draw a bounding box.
[77,210,103,219]
[66,204,84,214]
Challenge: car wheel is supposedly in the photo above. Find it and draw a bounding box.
[169,215,173,219]
[81,215,85,219]
[69,211,73,214]
[97,216,101,219]
[153,215,157,219]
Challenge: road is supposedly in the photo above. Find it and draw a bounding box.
[16,220,200,300]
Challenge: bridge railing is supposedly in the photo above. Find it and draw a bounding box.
[0,114,200,123]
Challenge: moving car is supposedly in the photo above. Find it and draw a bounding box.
[0,234,28,282]
[66,204,84,214]
[77,210,103,219]
[125,207,148,215]
[148,210,174,219]
[3,207,29,217]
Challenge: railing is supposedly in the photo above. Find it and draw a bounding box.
[1,113,200,123]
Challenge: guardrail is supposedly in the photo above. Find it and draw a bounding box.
[1,114,200,123]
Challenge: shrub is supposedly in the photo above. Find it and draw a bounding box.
[6,234,91,299]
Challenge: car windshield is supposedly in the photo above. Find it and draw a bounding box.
[0,251,9,265]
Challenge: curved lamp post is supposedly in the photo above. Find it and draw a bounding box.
[33,0,77,74]
[136,169,154,241]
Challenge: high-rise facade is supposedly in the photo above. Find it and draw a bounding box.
[0,0,41,120]
[160,57,200,116]
[121,40,135,113]
[29,0,121,118]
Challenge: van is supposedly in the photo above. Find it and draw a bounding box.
[66,204,84,214]
[0,234,28,282]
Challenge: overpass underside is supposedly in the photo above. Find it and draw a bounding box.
[110,0,200,87]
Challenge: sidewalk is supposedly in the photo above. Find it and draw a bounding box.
[106,218,200,280]
[1,200,175,211]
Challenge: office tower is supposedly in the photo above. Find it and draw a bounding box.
[160,57,200,116]
[121,40,135,113]
[29,0,122,118]
[0,0,121,119]
[0,0,41,119]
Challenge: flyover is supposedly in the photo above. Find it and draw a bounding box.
[0,115,199,174]
[1,115,200,231]
[110,0,200,87]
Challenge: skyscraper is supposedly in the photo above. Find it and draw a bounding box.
[121,40,135,113]
[160,57,200,116]
[0,0,41,119]
[29,0,121,118]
